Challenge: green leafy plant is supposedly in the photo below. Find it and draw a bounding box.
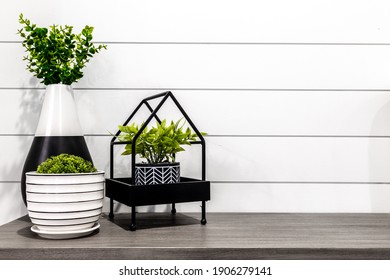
[116,119,206,164]
[17,13,107,85]
[37,154,97,174]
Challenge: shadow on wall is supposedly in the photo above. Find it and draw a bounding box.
[17,87,44,135]
[0,182,27,225]
[1,85,42,178]
[369,97,390,212]
[0,135,32,225]
[0,85,42,225]
[14,87,43,179]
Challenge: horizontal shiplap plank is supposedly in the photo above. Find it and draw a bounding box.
[0,183,27,226]
[207,183,390,213]
[4,0,390,43]
[3,89,390,136]
[2,44,390,89]
[184,137,390,183]
[110,183,390,213]
[3,181,390,217]
[0,89,44,135]
[3,182,390,226]
[3,136,390,183]
[0,136,34,182]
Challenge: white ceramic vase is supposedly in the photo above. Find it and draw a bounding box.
[21,84,93,205]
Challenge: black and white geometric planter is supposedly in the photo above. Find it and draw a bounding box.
[21,84,93,205]
[135,162,180,185]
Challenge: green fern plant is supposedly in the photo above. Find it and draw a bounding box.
[17,14,107,85]
[37,154,97,174]
[116,119,206,164]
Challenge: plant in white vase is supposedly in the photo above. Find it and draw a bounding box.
[18,13,107,85]
[18,14,107,205]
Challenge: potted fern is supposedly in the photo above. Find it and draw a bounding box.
[117,119,206,185]
[18,14,107,205]
[25,154,105,239]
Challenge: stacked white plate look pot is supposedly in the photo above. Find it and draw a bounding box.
[26,171,105,236]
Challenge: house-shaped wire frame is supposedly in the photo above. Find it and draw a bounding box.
[107,91,209,231]
[110,91,206,183]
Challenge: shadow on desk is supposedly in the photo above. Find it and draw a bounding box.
[16,216,34,238]
[16,215,101,240]
[105,212,199,231]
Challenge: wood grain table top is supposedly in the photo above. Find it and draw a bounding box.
[1,213,390,259]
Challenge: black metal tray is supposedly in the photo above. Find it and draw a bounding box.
[106,177,210,207]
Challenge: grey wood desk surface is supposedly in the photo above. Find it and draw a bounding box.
[1,213,390,259]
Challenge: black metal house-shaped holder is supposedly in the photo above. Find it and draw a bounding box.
[106,91,210,231]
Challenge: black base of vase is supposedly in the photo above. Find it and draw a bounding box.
[21,136,93,205]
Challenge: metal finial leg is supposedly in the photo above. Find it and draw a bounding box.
[201,201,207,225]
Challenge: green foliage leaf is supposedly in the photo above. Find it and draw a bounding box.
[17,14,107,85]
[36,154,97,174]
[115,119,207,164]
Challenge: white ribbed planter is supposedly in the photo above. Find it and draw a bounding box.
[26,171,105,239]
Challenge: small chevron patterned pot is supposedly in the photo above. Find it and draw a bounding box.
[135,162,180,185]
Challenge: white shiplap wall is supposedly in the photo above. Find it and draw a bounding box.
[1,0,390,225]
